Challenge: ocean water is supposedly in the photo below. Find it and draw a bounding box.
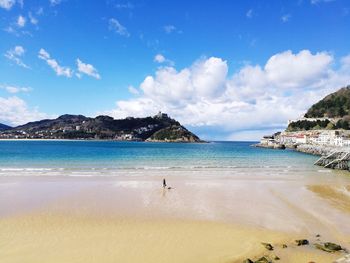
[0,140,322,177]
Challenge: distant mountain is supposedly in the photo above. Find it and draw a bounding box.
[287,85,350,131]
[0,123,11,131]
[0,112,203,142]
[305,85,350,118]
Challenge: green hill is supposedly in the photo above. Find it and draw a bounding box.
[0,123,11,131]
[146,125,203,142]
[305,85,350,118]
[287,85,350,131]
[0,113,203,142]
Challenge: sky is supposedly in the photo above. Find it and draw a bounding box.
[0,0,350,140]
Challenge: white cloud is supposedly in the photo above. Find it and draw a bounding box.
[264,50,332,89]
[76,59,101,79]
[163,25,176,34]
[115,2,133,9]
[103,50,350,140]
[246,9,253,18]
[154,54,165,63]
[12,45,24,56]
[0,0,15,10]
[0,84,31,93]
[50,0,61,6]
[17,15,26,27]
[109,18,130,37]
[311,0,335,4]
[281,14,291,23]
[38,48,73,78]
[128,85,139,95]
[36,7,44,15]
[140,57,228,103]
[28,12,38,25]
[153,54,173,65]
[4,45,29,69]
[0,96,49,126]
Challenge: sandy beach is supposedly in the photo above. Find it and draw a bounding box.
[0,171,349,263]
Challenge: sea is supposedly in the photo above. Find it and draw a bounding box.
[0,140,325,177]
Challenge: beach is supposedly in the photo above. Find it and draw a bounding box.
[1,170,350,263]
[0,141,349,262]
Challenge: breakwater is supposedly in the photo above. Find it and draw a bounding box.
[255,142,350,171]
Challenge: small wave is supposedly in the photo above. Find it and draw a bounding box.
[25,168,53,171]
[0,168,25,171]
[318,169,332,173]
[139,166,172,170]
[0,168,53,171]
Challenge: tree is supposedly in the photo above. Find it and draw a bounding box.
[326,122,335,130]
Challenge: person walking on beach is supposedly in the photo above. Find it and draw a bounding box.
[163,178,167,188]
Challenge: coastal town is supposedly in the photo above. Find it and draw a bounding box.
[258,116,350,171]
[259,85,350,155]
[261,125,350,148]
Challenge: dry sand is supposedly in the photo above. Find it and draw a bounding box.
[0,173,349,263]
[0,213,343,263]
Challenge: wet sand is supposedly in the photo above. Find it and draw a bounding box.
[308,184,350,213]
[0,171,349,263]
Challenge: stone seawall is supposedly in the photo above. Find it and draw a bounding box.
[253,143,286,149]
[295,144,336,156]
[255,142,344,157]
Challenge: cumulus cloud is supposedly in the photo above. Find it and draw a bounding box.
[103,50,350,140]
[264,50,332,88]
[4,45,29,69]
[140,57,228,104]
[38,48,73,78]
[154,54,165,63]
[76,59,101,79]
[0,0,15,10]
[109,18,130,37]
[17,15,26,27]
[0,96,49,126]
[153,53,174,65]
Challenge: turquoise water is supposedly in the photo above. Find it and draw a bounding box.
[0,141,319,176]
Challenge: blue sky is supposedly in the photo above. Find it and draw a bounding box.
[0,0,350,140]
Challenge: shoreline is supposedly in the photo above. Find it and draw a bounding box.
[0,138,208,143]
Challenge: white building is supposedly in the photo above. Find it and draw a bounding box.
[295,134,307,144]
